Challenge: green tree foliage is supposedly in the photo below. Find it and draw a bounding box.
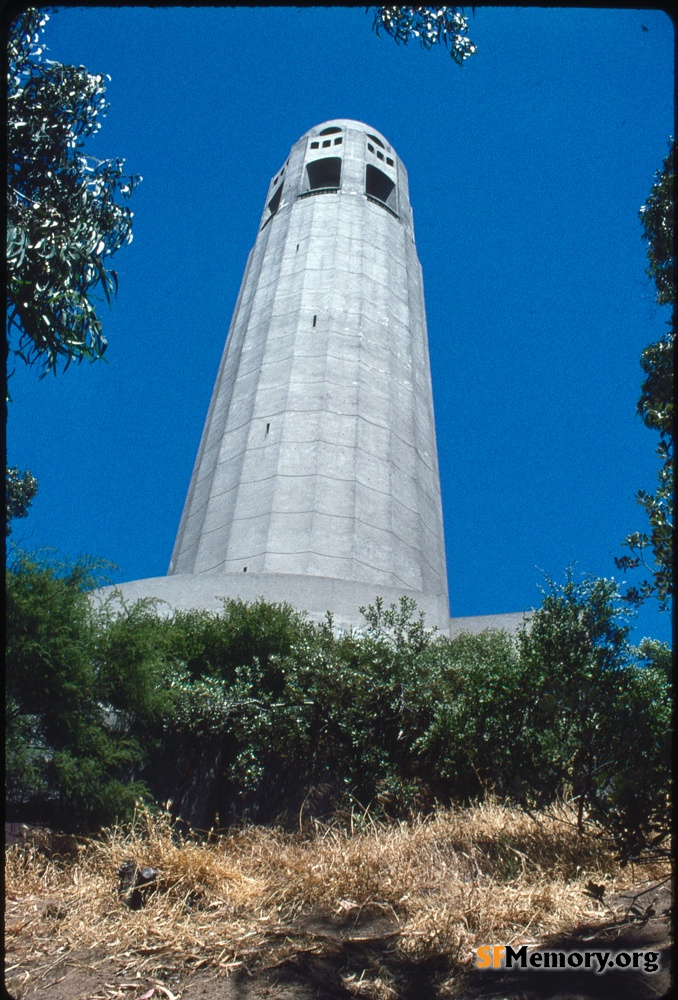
[6,561,670,859]
[515,572,671,858]
[6,466,38,535]
[616,142,674,611]
[6,8,141,377]
[414,628,531,801]
[640,142,675,309]
[92,596,178,733]
[372,6,477,64]
[5,551,148,832]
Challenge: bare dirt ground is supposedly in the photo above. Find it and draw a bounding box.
[6,883,671,999]
[4,805,673,1000]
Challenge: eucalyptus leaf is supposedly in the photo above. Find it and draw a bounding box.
[6,8,140,379]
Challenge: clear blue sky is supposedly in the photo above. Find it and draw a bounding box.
[7,6,674,645]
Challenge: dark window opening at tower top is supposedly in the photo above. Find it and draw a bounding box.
[367,133,385,149]
[306,157,342,191]
[365,164,396,210]
[319,126,342,135]
[267,183,283,215]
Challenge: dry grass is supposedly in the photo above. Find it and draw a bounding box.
[4,799,670,998]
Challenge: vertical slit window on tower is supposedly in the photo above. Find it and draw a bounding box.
[243,566,247,572]
[266,422,270,434]
[312,315,317,327]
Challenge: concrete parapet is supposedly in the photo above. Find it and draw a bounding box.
[91,575,528,639]
[92,572,451,635]
[448,611,532,636]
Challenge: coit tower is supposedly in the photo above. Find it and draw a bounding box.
[166,119,449,630]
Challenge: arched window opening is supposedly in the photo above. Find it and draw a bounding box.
[319,126,342,135]
[267,183,283,215]
[366,133,385,149]
[365,164,396,212]
[306,157,342,191]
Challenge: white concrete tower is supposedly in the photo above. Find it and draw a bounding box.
[169,120,448,629]
[108,121,450,631]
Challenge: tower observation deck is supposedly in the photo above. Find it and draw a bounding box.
[99,121,452,632]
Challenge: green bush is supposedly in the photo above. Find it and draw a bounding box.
[414,628,530,801]
[6,554,671,857]
[5,550,149,831]
[516,572,671,857]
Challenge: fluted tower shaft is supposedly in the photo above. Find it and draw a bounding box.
[169,120,449,629]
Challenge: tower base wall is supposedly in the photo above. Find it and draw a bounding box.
[91,572,451,634]
[91,573,529,637]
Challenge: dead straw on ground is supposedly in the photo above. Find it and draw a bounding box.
[4,798,670,998]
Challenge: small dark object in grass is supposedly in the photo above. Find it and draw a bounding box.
[584,879,606,902]
[117,859,158,910]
